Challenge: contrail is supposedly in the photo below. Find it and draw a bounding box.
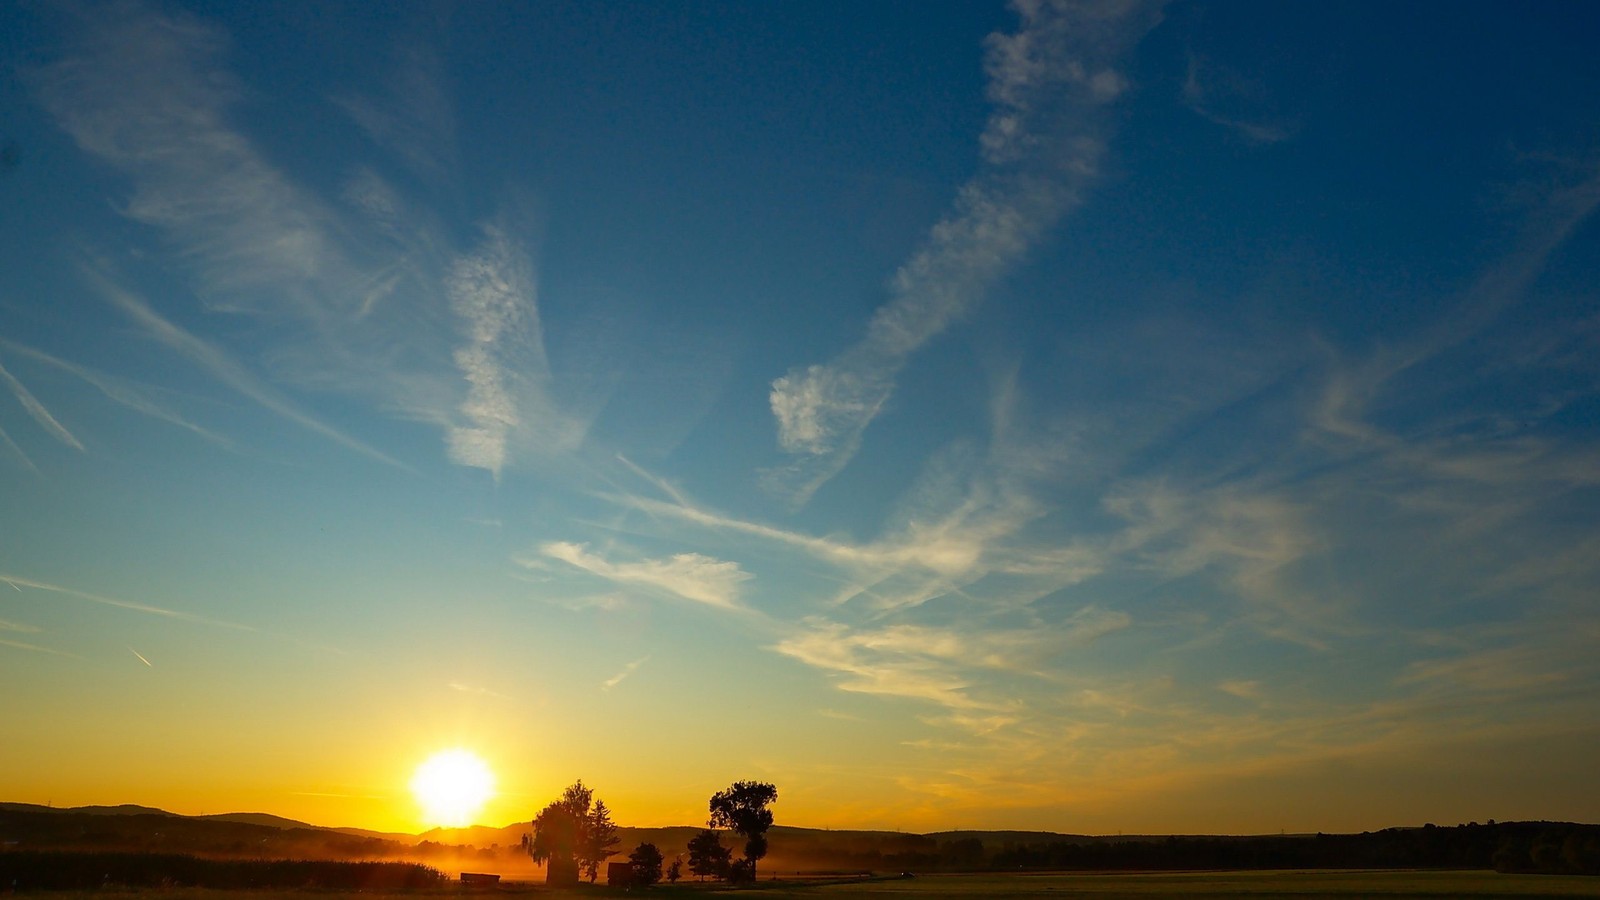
[0,355,85,450]
[129,647,153,666]
[0,572,255,631]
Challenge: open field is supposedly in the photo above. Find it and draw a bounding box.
[29,870,1600,899]
[773,870,1600,897]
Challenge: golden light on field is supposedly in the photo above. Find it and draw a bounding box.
[410,749,495,828]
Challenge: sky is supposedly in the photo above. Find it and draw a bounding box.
[2,0,1599,837]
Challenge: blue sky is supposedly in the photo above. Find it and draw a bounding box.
[2,0,1598,834]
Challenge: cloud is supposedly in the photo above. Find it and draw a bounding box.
[79,263,411,471]
[0,422,38,472]
[1313,163,1600,452]
[31,2,575,476]
[773,620,987,709]
[767,0,1164,503]
[0,618,43,634]
[0,352,84,451]
[1105,481,1336,646]
[31,4,353,310]
[1058,605,1134,644]
[1181,54,1292,144]
[448,681,510,699]
[0,572,255,631]
[334,40,458,180]
[447,222,578,476]
[609,438,1102,599]
[772,614,1123,715]
[1218,680,1262,700]
[594,428,1125,695]
[0,637,79,658]
[0,339,231,448]
[537,542,750,611]
[601,656,649,691]
[1396,638,1587,698]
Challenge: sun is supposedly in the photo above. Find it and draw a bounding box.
[410,749,495,828]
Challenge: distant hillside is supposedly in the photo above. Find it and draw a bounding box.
[0,803,170,818]
[0,804,426,862]
[196,812,321,830]
[0,803,419,847]
[4,802,1596,876]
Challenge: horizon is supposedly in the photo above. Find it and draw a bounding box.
[7,798,1552,840]
[2,0,1599,838]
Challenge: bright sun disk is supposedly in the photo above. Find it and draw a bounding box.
[411,749,494,828]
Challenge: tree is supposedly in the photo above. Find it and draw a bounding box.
[582,799,620,882]
[666,857,682,883]
[628,842,664,887]
[686,828,732,881]
[708,781,778,880]
[521,780,619,885]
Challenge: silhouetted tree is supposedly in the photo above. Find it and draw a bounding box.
[628,842,664,887]
[709,781,778,880]
[686,829,731,881]
[583,799,619,882]
[666,857,682,883]
[521,781,618,885]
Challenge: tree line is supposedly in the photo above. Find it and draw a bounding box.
[780,821,1600,876]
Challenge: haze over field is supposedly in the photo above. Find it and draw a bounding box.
[1,1,1598,836]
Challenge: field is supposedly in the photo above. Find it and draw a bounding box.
[772,870,1600,897]
[31,870,1600,899]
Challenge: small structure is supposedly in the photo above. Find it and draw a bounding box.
[606,861,635,887]
[459,872,501,886]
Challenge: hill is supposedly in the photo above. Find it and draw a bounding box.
[3,803,1596,877]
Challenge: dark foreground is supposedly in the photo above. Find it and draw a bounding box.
[20,871,1600,899]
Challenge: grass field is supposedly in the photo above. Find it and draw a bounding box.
[33,870,1600,899]
[767,869,1600,897]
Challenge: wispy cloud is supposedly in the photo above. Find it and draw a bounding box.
[447,222,577,476]
[335,40,458,181]
[536,542,750,611]
[767,0,1164,503]
[607,436,1103,617]
[772,614,1125,715]
[0,422,38,472]
[1105,482,1336,646]
[1313,164,1600,453]
[31,4,354,311]
[1218,680,1262,700]
[1181,54,1292,144]
[31,1,573,476]
[622,439,1032,571]
[0,352,84,451]
[0,618,43,634]
[0,572,255,631]
[0,637,79,658]
[0,339,231,448]
[601,656,649,691]
[773,619,990,710]
[79,263,411,471]
[449,681,510,699]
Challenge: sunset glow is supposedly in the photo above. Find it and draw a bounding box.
[410,750,494,829]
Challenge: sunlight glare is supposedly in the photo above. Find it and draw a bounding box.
[410,749,494,828]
